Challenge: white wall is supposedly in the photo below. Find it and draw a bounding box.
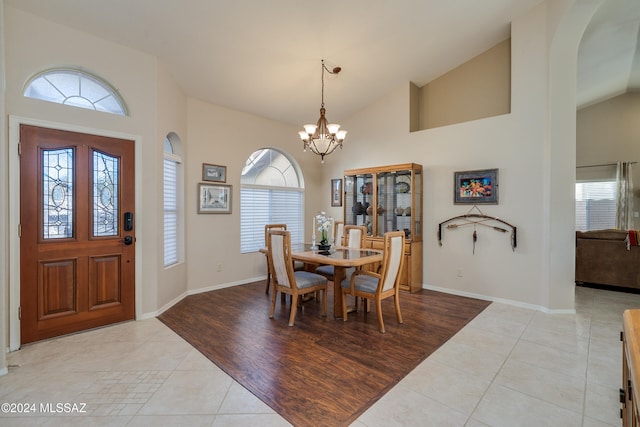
[318,0,594,311]
[156,64,189,309]
[3,5,162,347]
[323,80,548,308]
[1,0,603,365]
[184,98,326,291]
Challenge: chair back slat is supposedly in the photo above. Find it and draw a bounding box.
[268,230,293,289]
[381,233,404,292]
[344,225,367,249]
[265,223,287,245]
[334,221,344,247]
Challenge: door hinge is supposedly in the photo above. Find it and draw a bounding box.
[17,142,21,156]
[18,306,21,320]
[17,224,21,238]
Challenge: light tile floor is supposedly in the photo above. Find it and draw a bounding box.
[0,285,635,426]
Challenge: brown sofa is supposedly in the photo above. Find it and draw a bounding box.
[575,229,640,290]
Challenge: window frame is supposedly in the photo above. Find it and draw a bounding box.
[240,148,305,253]
[24,68,128,116]
[163,136,183,267]
[575,179,617,231]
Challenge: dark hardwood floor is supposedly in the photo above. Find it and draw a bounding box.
[158,280,490,427]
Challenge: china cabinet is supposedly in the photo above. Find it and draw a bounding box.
[343,163,423,292]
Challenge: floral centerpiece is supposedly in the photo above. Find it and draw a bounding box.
[315,211,333,249]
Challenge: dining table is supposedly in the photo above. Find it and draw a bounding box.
[261,244,383,318]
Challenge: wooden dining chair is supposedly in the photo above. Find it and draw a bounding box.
[340,230,405,333]
[264,224,288,293]
[267,229,328,326]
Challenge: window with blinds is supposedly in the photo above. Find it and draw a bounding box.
[575,164,619,231]
[240,149,304,253]
[575,180,617,231]
[164,159,178,265]
[164,135,182,266]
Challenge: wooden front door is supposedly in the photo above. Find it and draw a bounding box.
[20,125,136,344]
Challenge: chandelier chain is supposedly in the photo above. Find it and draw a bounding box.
[321,60,325,108]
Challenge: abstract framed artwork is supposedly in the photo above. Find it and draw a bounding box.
[454,168,498,204]
[198,183,232,214]
[202,163,226,183]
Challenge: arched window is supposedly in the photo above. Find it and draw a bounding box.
[24,68,127,116]
[240,148,304,253]
[164,133,183,266]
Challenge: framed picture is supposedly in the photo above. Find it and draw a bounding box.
[202,163,226,183]
[331,179,343,207]
[454,168,498,204]
[198,183,232,214]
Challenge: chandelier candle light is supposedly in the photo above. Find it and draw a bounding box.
[298,59,347,163]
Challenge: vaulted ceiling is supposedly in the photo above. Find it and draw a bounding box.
[6,0,639,123]
[577,0,640,109]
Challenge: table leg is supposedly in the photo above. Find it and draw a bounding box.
[333,266,345,318]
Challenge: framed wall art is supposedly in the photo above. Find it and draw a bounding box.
[198,183,232,214]
[454,168,498,204]
[202,163,226,183]
[331,178,343,207]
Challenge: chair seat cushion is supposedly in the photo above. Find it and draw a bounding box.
[316,265,355,278]
[341,274,378,293]
[294,271,328,289]
[315,265,335,276]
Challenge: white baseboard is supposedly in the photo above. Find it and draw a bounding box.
[140,276,267,319]
[421,283,576,315]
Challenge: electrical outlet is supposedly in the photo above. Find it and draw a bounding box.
[456,269,463,277]
[216,263,222,272]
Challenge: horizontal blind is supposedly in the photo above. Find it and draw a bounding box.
[164,158,178,266]
[575,181,616,231]
[240,186,303,253]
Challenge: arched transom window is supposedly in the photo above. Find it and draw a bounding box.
[24,68,127,116]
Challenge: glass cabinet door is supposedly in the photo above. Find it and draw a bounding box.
[377,170,413,237]
[344,163,422,242]
[344,173,373,235]
[412,168,421,239]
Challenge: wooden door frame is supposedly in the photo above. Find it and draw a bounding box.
[8,115,143,350]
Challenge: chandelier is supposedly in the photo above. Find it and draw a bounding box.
[298,59,347,163]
